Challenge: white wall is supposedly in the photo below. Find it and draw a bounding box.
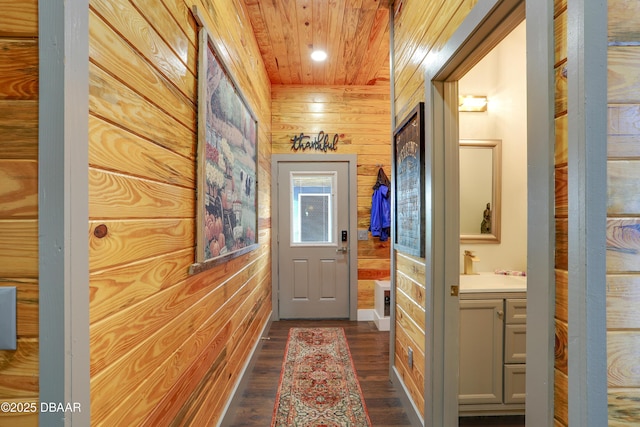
[459,20,527,273]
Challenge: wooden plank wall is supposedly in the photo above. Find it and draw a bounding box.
[553,0,569,425]
[556,0,640,424]
[606,0,640,424]
[88,0,272,424]
[391,0,477,417]
[0,0,39,426]
[271,84,392,310]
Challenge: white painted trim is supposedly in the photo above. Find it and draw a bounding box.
[526,1,556,425]
[38,0,91,425]
[566,0,608,424]
[357,309,375,322]
[372,311,390,331]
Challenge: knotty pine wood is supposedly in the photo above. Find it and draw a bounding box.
[394,322,425,417]
[90,0,196,98]
[554,369,569,426]
[606,1,640,406]
[243,0,390,86]
[0,220,37,278]
[393,250,425,415]
[606,275,640,330]
[226,319,414,427]
[609,47,640,104]
[89,64,196,160]
[555,115,568,165]
[0,0,37,38]
[554,1,569,419]
[554,319,568,375]
[608,1,640,43]
[0,4,39,423]
[554,8,567,67]
[0,160,37,218]
[88,116,195,187]
[174,285,271,425]
[88,0,272,424]
[393,0,476,123]
[608,332,640,388]
[609,389,640,425]
[0,100,38,160]
[0,338,38,396]
[0,39,37,99]
[88,11,196,127]
[555,270,568,323]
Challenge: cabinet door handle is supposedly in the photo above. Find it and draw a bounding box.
[497,310,504,319]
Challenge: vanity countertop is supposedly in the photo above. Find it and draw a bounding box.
[459,272,526,293]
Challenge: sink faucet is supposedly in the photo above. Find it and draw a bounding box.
[463,250,479,275]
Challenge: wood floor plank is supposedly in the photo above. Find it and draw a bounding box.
[223,319,413,427]
[223,319,525,427]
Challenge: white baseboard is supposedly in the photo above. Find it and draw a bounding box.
[357,309,375,321]
[373,310,390,331]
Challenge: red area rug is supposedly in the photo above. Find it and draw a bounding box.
[271,327,372,427]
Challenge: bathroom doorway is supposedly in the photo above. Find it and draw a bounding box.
[457,19,527,423]
[420,1,555,425]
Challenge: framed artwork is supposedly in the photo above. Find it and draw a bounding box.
[393,102,425,257]
[190,22,259,274]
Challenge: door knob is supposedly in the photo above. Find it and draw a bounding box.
[336,247,348,253]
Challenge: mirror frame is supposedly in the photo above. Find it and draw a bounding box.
[459,139,502,243]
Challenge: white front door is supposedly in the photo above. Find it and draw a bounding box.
[276,161,350,319]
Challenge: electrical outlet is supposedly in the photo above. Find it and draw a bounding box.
[357,229,369,240]
[407,346,413,369]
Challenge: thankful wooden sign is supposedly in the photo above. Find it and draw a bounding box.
[290,131,341,152]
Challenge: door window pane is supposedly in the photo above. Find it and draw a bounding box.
[291,173,336,245]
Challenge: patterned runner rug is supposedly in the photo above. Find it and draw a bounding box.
[271,327,372,427]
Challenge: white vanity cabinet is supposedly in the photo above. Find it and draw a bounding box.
[459,290,526,415]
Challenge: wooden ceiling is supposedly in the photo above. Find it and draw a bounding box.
[242,0,391,86]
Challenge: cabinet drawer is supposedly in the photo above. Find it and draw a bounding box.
[505,324,526,363]
[506,299,526,324]
[504,364,526,404]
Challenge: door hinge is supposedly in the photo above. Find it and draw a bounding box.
[450,285,459,296]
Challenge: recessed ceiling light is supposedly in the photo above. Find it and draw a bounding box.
[311,50,327,62]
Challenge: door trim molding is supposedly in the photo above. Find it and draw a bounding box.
[39,1,91,425]
[271,154,358,321]
[420,1,557,425]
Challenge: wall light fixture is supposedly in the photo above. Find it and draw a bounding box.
[459,95,488,112]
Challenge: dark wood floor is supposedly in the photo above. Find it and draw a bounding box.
[222,319,524,427]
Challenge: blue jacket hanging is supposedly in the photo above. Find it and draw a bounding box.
[370,168,391,241]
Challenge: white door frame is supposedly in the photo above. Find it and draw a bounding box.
[421,1,557,425]
[270,154,358,321]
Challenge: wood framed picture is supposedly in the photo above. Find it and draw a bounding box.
[393,102,425,257]
[190,21,259,274]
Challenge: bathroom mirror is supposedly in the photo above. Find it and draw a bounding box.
[459,139,501,243]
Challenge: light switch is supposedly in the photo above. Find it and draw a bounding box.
[357,229,369,241]
[0,287,17,350]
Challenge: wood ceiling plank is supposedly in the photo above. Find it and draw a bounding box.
[243,1,282,84]
[296,0,314,84]
[312,0,329,85]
